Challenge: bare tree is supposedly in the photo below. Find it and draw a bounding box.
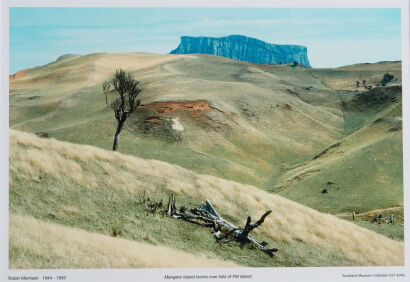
[103,69,141,151]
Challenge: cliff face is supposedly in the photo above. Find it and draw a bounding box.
[170,35,310,67]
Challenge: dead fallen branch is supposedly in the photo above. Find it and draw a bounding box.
[166,195,278,257]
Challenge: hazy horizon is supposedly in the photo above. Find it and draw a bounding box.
[10,8,401,73]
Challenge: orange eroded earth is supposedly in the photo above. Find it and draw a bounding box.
[9,69,29,80]
[136,100,232,132]
[140,100,221,116]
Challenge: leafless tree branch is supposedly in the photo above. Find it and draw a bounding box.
[167,195,278,257]
[102,69,142,151]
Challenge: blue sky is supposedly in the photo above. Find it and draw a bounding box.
[9,8,401,73]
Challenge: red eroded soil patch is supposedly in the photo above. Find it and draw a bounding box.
[136,100,233,133]
[140,100,222,116]
[9,69,28,80]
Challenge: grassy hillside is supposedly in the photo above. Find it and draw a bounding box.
[277,119,403,213]
[9,53,403,255]
[10,214,238,269]
[274,86,402,212]
[10,53,347,188]
[9,130,404,268]
[311,61,401,91]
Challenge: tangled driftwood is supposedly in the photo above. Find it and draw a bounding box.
[167,195,278,257]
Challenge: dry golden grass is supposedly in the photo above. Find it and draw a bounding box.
[337,61,402,71]
[9,214,238,269]
[9,129,404,266]
[278,119,391,185]
[312,61,402,91]
[10,53,184,92]
[10,52,350,190]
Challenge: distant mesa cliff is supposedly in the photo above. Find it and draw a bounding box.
[170,35,310,67]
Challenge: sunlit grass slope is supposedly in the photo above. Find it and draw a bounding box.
[10,214,238,269]
[311,61,401,91]
[9,130,404,268]
[9,53,403,240]
[274,86,403,214]
[9,53,348,188]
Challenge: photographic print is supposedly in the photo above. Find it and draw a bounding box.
[5,1,408,279]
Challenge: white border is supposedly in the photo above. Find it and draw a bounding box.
[0,0,9,281]
[1,1,409,282]
[4,0,410,8]
[402,0,410,272]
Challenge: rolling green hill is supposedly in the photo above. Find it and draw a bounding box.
[10,53,348,188]
[9,130,403,268]
[9,53,403,267]
[274,85,402,213]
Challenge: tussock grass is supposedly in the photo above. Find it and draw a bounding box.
[276,89,403,216]
[9,130,404,266]
[9,214,238,269]
[311,62,402,91]
[10,52,349,189]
